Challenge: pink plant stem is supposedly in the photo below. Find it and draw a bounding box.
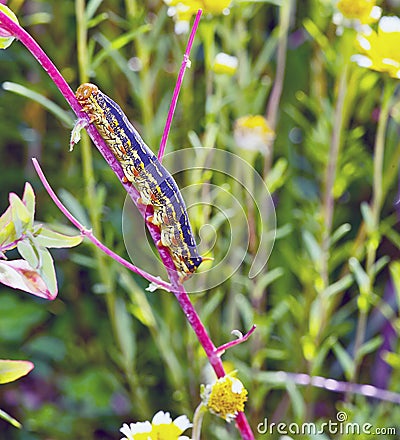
[157,9,202,162]
[1,10,255,439]
[214,325,257,356]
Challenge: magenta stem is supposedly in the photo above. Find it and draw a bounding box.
[157,9,202,162]
[1,10,255,439]
[215,325,257,356]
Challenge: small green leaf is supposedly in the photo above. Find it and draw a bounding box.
[22,182,35,224]
[0,204,12,231]
[9,193,31,236]
[332,341,354,380]
[58,189,90,227]
[0,220,16,248]
[0,359,34,384]
[0,408,22,428]
[265,158,288,193]
[356,336,382,361]
[324,274,353,299]
[37,248,57,298]
[302,230,321,264]
[330,223,351,246]
[85,0,103,21]
[383,351,400,369]
[34,227,83,248]
[2,82,74,127]
[360,202,375,233]
[390,261,400,308]
[349,257,370,296]
[17,240,39,268]
[114,297,136,369]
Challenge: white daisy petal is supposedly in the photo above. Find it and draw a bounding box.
[370,6,381,20]
[379,16,400,33]
[152,410,172,425]
[173,415,193,431]
[231,378,244,393]
[351,54,373,68]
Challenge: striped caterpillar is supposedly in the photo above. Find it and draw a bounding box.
[75,83,208,282]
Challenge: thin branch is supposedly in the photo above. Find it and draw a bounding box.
[214,326,257,356]
[157,9,202,162]
[271,371,400,404]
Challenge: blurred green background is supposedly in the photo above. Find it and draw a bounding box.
[1,0,400,439]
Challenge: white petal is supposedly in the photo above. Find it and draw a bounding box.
[130,421,152,434]
[152,411,172,425]
[215,52,238,69]
[379,16,400,33]
[231,378,244,394]
[173,415,193,431]
[382,58,400,67]
[370,6,382,20]
[174,20,190,34]
[357,35,371,51]
[120,423,133,439]
[351,54,373,68]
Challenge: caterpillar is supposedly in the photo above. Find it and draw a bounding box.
[75,83,207,282]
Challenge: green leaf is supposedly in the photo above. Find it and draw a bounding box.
[9,193,31,236]
[302,230,321,264]
[85,0,103,21]
[360,202,375,233]
[58,189,90,227]
[22,182,35,224]
[324,274,353,299]
[330,223,351,246]
[383,351,400,369]
[92,25,152,70]
[356,336,383,361]
[0,219,16,248]
[389,261,400,309]
[0,408,21,428]
[265,158,288,193]
[114,297,136,369]
[37,248,57,298]
[17,240,39,268]
[332,341,354,380]
[286,380,305,420]
[2,82,74,127]
[34,227,83,248]
[349,257,369,295]
[0,359,34,384]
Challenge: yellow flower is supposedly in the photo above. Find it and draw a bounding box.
[0,4,19,49]
[352,16,400,79]
[201,375,248,422]
[164,0,231,34]
[234,115,275,154]
[119,411,192,440]
[213,52,238,75]
[333,0,381,34]
[337,0,380,23]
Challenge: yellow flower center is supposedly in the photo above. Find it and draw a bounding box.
[236,115,273,134]
[207,377,248,421]
[337,0,375,20]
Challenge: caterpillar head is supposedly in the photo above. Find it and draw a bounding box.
[76,83,99,104]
